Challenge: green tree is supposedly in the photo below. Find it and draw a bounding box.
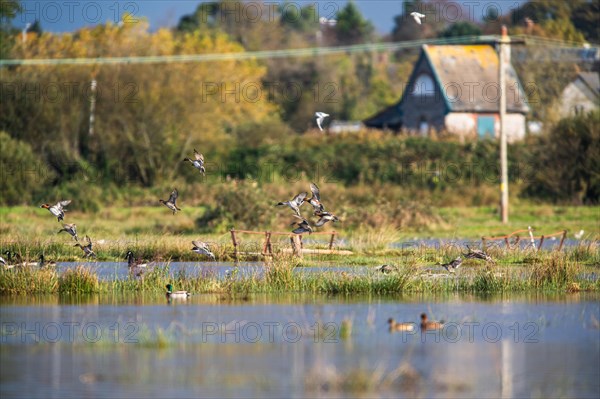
[334,1,373,45]
[441,21,482,38]
[525,110,600,204]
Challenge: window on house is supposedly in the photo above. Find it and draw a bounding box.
[413,74,435,96]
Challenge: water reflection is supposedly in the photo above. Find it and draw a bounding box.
[1,292,598,398]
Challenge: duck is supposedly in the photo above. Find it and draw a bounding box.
[420,313,444,331]
[441,256,462,273]
[58,223,78,241]
[192,241,216,260]
[315,112,329,131]
[464,246,493,262]
[125,251,148,269]
[183,149,206,175]
[388,318,415,332]
[74,236,96,258]
[314,210,340,227]
[38,254,57,268]
[291,216,313,235]
[375,264,396,274]
[159,189,181,215]
[166,284,190,299]
[276,192,307,218]
[40,200,71,222]
[305,182,325,213]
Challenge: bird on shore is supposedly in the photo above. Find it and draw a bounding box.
[74,236,96,258]
[166,283,190,299]
[315,112,329,131]
[276,192,307,218]
[375,264,396,274]
[410,12,425,25]
[420,313,444,331]
[183,149,206,175]
[315,210,340,227]
[574,230,585,239]
[40,200,71,222]
[192,240,216,260]
[58,223,78,241]
[38,254,56,268]
[291,216,313,235]
[388,318,415,332]
[464,246,493,262]
[159,189,181,215]
[441,256,462,273]
[125,251,148,269]
[305,182,325,213]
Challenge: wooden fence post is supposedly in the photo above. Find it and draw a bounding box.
[482,237,487,251]
[538,235,545,253]
[230,229,239,261]
[329,231,336,250]
[558,230,567,251]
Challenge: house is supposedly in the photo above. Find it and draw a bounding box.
[559,71,599,117]
[364,44,530,142]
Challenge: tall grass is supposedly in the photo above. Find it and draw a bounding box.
[0,248,597,296]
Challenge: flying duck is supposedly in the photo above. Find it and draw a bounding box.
[276,192,307,218]
[184,149,206,175]
[58,223,78,241]
[40,200,71,222]
[159,189,181,215]
[191,241,216,260]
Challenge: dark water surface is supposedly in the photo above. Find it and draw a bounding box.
[1,291,599,398]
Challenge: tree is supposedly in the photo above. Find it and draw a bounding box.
[525,110,600,204]
[334,1,373,45]
[572,1,599,42]
[441,21,481,38]
[0,0,21,59]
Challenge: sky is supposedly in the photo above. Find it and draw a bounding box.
[14,1,527,35]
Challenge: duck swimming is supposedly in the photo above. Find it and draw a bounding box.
[40,200,71,222]
[420,313,444,331]
[183,149,206,175]
[159,189,181,215]
[388,318,415,332]
[166,284,190,299]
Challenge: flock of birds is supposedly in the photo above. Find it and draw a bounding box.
[0,115,338,292]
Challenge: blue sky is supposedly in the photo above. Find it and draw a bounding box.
[14,1,526,35]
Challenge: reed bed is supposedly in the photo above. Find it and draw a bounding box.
[1,247,597,296]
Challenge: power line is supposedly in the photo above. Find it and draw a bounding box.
[1,35,597,67]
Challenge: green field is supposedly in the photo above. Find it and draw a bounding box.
[0,204,598,262]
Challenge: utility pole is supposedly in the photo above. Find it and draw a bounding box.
[89,79,97,136]
[499,25,509,224]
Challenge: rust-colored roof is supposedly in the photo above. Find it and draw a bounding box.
[423,44,529,113]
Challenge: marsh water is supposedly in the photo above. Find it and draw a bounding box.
[1,263,599,398]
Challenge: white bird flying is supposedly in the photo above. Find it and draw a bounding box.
[315,112,329,131]
[410,12,425,25]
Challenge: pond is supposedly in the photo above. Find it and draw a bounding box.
[1,291,599,398]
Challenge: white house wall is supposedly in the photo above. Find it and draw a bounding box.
[445,113,526,142]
